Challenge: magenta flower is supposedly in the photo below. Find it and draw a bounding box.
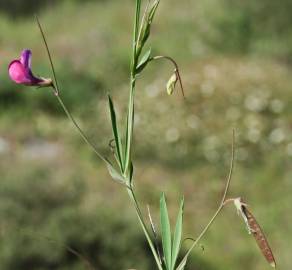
[8,49,52,87]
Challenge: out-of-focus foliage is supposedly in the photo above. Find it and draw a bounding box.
[0,165,154,270]
[203,0,292,57]
[0,0,104,17]
[0,0,57,16]
[0,0,291,269]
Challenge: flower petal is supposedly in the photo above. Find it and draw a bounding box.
[8,60,32,84]
[20,49,32,69]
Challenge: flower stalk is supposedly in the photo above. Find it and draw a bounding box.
[177,129,235,269]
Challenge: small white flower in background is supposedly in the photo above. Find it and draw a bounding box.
[244,114,262,129]
[165,127,180,143]
[247,128,261,143]
[200,81,215,97]
[146,83,160,98]
[186,114,201,130]
[203,64,218,79]
[204,135,220,149]
[203,135,220,162]
[270,99,284,113]
[204,149,219,162]
[269,128,286,144]
[245,94,266,112]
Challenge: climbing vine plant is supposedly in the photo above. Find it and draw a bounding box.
[7,1,276,269]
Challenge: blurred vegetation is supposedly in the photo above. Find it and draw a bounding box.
[0,0,291,269]
[0,0,101,17]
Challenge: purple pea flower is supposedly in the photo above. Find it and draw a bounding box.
[8,49,52,87]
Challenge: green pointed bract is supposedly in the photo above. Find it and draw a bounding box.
[137,0,160,54]
[136,48,152,73]
[108,95,124,171]
[171,197,184,269]
[160,193,172,270]
[149,0,160,19]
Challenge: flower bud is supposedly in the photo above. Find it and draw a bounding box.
[166,72,178,95]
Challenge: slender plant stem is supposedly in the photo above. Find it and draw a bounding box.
[37,4,173,270]
[124,77,136,176]
[127,187,163,270]
[35,15,60,95]
[147,204,163,265]
[36,16,111,166]
[53,89,111,165]
[124,0,141,175]
[124,2,164,269]
[122,2,163,267]
[177,129,235,269]
[220,129,236,205]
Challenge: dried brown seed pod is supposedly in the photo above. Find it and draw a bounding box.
[233,198,276,268]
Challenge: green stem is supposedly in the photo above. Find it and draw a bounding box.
[124,2,163,269]
[177,205,224,269]
[124,0,141,175]
[53,88,111,166]
[127,187,163,270]
[124,77,135,176]
[36,16,112,167]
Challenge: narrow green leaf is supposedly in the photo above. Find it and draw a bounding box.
[138,0,160,51]
[171,197,184,269]
[134,0,142,42]
[148,0,160,22]
[108,95,124,170]
[123,94,134,176]
[136,48,152,73]
[160,193,172,270]
[141,23,151,46]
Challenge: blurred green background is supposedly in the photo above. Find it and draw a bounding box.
[0,0,291,269]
